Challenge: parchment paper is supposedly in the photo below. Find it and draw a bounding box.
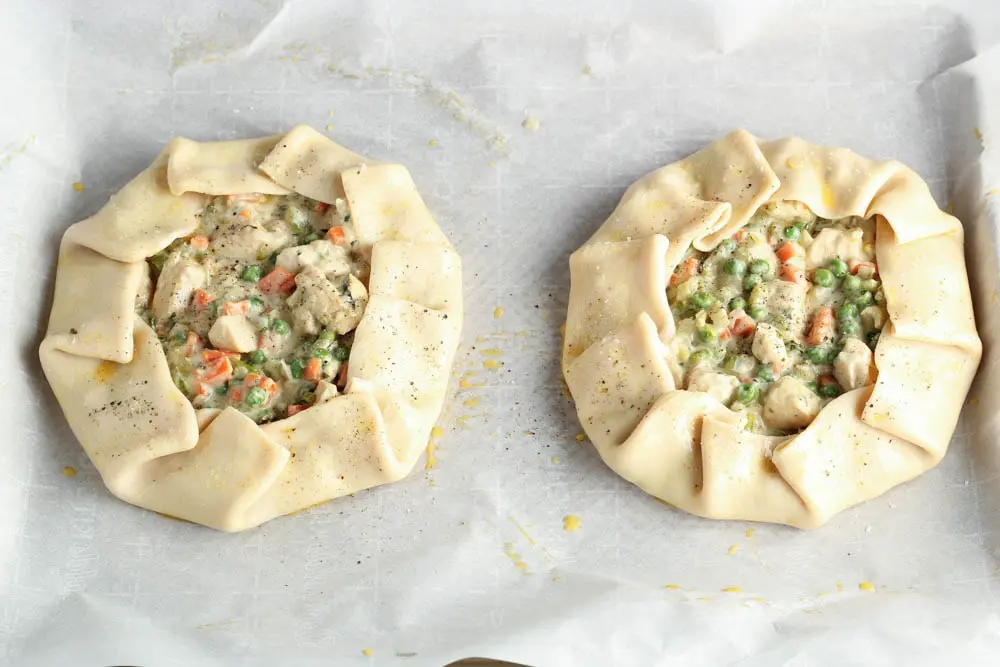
[4,1,1000,665]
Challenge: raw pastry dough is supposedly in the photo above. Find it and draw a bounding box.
[562,130,981,528]
[40,126,462,531]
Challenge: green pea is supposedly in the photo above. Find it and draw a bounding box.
[241,264,263,282]
[312,347,332,359]
[828,258,848,278]
[747,305,768,320]
[698,328,715,343]
[245,386,268,407]
[748,259,770,275]
[318,330,337,342]
[249,296,265,311]
[813,268,835,287]
[854,291,874,308]
[728,297,747,312]
[839,319,860,337]
[818,382,843,399]
[836,303,858,320]
[756,366,775,382]
[333,345,351,362]
[743,274,762,291]
[689,349,712,366]
[215,384,228,396]
[271,319,290,335]
[804,347,827,364]
[690,292,715,310]
[247,350,267,366]
[722,354,738,371]
[723,257,747,276]
[866,330,881,350]
[720,238,737,253]
[290,359,304,379]
[782,226,801,241]
[843,275,862,292]
[735,382,759,404]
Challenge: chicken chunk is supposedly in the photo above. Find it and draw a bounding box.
[763,200,817,224]
[805,224,870,270]
[749,280,808,335]
[860,305,887,332]
[834,338,874,391]
[315,379,340,404]
[276,239,352,277]
[211,222,296,262]
[287,265,368,336]
[152,255,207,320]
[763,376,821,431]
[208,315,259,353]
[751,322,791,372]
[688,370,740,404]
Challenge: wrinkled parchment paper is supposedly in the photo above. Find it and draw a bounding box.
[5,1,1000,665]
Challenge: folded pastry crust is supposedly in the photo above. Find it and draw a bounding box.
[562,130,981,528]
[41,125,463,531]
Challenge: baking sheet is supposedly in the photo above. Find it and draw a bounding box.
[4,1,1000,665]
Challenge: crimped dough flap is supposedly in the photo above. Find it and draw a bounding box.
[258,124,370,203]
[166,135,291,196]
[46,238,146,363]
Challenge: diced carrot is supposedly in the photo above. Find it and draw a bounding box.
[807,307,835,345]
[780,264,806,284]
[327,226,347,245]
[304,357,322,382]
[287,403,309,417]
[733,229,747,242]
[670,257,701,286]
[818,374,838,389]
[313,201,330,214]
[730,316,757,338]
[237,207,254,221]
[191,289,215,311]
[849,260,878,278]
[201,349,238,363]
[775,242,797,262]
[258,267,297,295]
[336,362,349,387]
[196,357,233,383]
[188,235,210,250]
[718,329,731,341]
[229,386,246,404]
[194,382,212,399]
[259,376,278,396]
[183,332,203,357]
[223,300,250,316]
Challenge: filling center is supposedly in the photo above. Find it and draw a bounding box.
[135,192,368,423]
[667,201,886,435]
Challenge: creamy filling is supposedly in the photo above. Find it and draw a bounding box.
[136,192,368,423]
[667,201,886,435]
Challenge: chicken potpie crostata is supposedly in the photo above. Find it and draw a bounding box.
[562,130,981,528]
[40,125,462,531]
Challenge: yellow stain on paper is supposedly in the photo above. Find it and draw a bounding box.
[72,181,85,192]
[430,426,445,439]
[722,586,743,594]
[62,466,77,478]
[424,442,437,470]
[745,528,755,538]
[575,433,587,442]
[975,126,984,140]
[563,515,581,532]
[836,581,845,591]
[362,648,372,657]
[482,360,502,370]
[859,581,876,592]
[509,516,537,546]
[664,584,681,590]
[463,397,481,408]
[493,306,504,319]
[480,348,504,356]
[504,542,529,574]
[522,116,541,131]
[551,456,560,464]
[728,544,739,556]
[428,138,439,147]
[94,360,117,383]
